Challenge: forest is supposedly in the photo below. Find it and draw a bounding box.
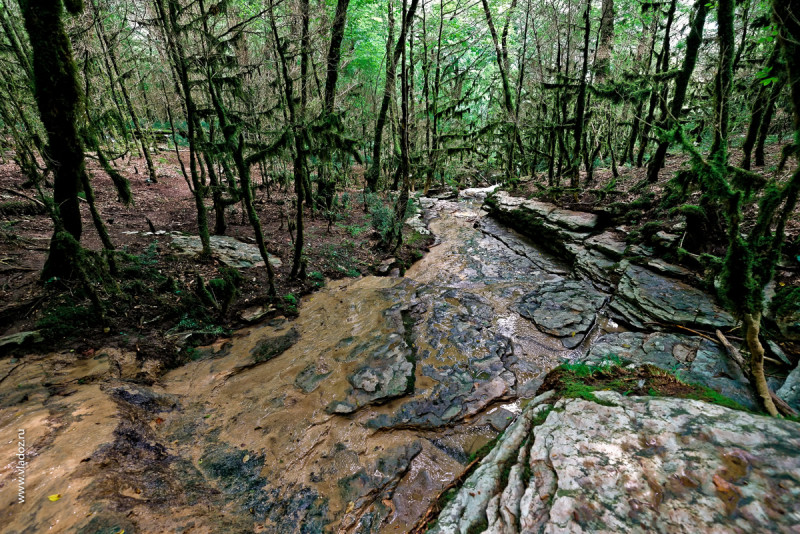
[1,0,800,531]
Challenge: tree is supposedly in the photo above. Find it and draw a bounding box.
[19,0,89,279]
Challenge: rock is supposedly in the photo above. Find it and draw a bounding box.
[406,212,431,235]
[366,290,517,429]
[431,392,800,534]
[376,257,398,274]
[774,307,800,341]
[517,280,606,349]
[585,331,756,409]
[0,330,42,352]
[327,333,414,414]
[547,206,599,232]
[294,363,331,393]
[239,305,275,324]
[485,191,594,260]
[766,340,792,365]
[251,327,300,363]
[170,233,282,269]
[585,231,627,259]
[573,247,620,290]
[459,184,501,200]
[611,263,735,329]
[777,363,800,411]
[425,187,458,200]
[337,442,423,532]
[477,406,517,432]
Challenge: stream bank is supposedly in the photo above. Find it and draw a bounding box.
[1,190,797,533]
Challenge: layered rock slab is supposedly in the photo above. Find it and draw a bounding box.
[431,392,800,534]
[611,263,735,330]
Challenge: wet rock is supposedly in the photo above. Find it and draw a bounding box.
[294,363,331,393]
[517,280,606,349]
[250,327,299,363]
[478,406,517,432]
[425,187,458,200]
[338,442,423,533]
[406,213,431,235]
[572,247,620,290]
[431,392,800,534]
[327,333,414,414]
[110,384,178,412]
[170,233,281,269]
[777,363,800,411]
[611,263,735,329]
[459,184,501,200]
[585,331,756,410]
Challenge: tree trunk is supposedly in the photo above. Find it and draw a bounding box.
[20,0,87,278]
[647,0,708,182]
[743,312,779,416]
[365,0,420,192]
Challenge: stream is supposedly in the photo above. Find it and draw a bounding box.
[0,192,743,533]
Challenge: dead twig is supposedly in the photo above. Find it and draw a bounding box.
[1,187,45,208]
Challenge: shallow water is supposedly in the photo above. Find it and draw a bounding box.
[0,195,613,533]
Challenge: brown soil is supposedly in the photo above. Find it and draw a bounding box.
[0,150,432,363]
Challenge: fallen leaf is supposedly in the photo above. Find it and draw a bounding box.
[48,494,62,502]
[243,454,250,463]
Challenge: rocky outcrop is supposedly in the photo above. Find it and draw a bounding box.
[430,392,800,534]
[585,331,756,409]
[485,191,736,332]
[326,333,414,414]
[777,363,800,411]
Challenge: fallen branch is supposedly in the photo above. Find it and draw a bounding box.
[1,187,45,208]
[715,329,797,418]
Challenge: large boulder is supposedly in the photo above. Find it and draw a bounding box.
[430,392,800,534]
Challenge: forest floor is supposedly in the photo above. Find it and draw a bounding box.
[0,149,432,368]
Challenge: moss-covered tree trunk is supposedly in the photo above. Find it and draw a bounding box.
[20,0,87,279]
[646,0,708,182]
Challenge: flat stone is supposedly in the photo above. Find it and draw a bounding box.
[328,333,414,414]
[170,233,282,269]
[547,207,599,232]
[239,305,274,324]
[585,231,627,259]
[459,184,501,200]
[585,331,756,410]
